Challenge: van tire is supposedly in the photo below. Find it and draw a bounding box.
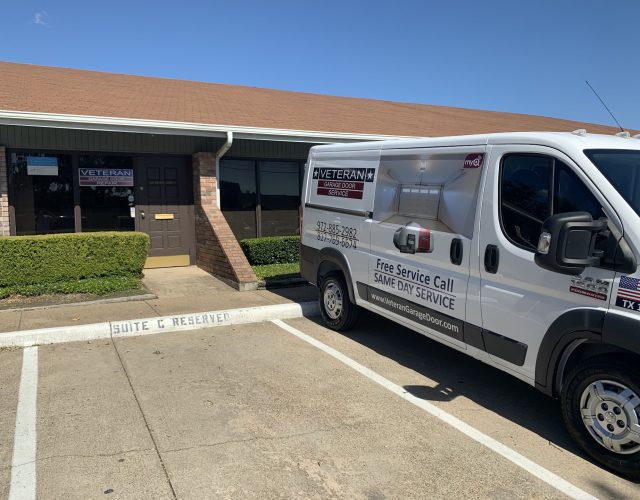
[319,272,359,331]
[561,358,640,480]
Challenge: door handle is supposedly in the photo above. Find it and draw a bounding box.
[484,245,500,274]
[450,238,463,265]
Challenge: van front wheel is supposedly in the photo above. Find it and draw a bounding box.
[561,359,640,480]
[319,272,359,331]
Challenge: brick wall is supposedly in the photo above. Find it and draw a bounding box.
[192,152,257,290]
[0,146,9,236]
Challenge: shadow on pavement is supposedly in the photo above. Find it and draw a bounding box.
[263,284,319,304]
[329,309,640,486]
[308,308,585,458]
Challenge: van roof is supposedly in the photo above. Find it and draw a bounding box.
[311,132,640,154]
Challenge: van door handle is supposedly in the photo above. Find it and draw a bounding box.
[450,238,463,265]
[484,245,500,274]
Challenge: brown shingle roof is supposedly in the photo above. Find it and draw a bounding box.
[0,61,626,137]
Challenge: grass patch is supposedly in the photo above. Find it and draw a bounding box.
[252,262,300,281]
[0,276,143,300]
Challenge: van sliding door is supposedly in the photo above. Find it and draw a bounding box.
[364,147,485,349]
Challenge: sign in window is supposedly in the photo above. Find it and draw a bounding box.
[26,156,59,176]
[79,168,134,187]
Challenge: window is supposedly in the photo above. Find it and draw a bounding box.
[219,160,257,240]
[219,158,305,239]
[554,162,602,220]
[500,155,603,251]
[500,155,552,250]
[585,149,640,217]
[8,151,75,235]
[79,155,135,231]
[259,161,300,236]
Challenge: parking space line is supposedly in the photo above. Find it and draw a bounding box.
[9,346,38,500]
[272,320,597,500]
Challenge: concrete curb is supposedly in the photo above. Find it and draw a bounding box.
[0,301,320,348]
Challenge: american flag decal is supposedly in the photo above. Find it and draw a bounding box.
[617,276,640,302]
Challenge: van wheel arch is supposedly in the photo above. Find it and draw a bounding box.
[554,341,636,396]
[535,309,605,396]
[316,248,356,303]
[536,309,640,397]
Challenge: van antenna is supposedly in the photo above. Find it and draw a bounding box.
[585,80,624,132]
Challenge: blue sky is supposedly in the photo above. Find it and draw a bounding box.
[1,1,638,130]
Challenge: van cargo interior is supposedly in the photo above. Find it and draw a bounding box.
[374,151,483,239]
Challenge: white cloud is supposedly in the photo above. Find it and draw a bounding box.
[33,11,50,27]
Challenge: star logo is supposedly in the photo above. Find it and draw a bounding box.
[366,170,374,181]
[313,169,319,179]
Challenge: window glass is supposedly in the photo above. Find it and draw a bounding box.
[585,149,640,217]
[219,159,257,239]
[500,155,552,250]
[500,155,604,251]
[554,161,603,220]
[259,161,301,236]
[8,151,74,235]
[79,155,135,232]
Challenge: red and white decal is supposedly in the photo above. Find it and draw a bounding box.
[314,167,375,199]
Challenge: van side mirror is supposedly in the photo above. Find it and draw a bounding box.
[393,222,433,254]
[534,212,608,275]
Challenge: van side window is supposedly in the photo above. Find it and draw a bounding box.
[554,162,603,220]
[500,155,603,251]
[500,155,552,250]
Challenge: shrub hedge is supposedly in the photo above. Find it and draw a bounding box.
[0,232,149,291]
[0,276,143,300]
[239,236,300,265]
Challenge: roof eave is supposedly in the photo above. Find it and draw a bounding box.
[0,109,421,144]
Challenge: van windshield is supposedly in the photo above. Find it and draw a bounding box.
[585,149,640,217]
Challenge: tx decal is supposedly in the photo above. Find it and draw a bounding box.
[615,275,640,311]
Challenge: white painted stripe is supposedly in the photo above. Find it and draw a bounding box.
[9,347,38,500]
[272,319,597,500]
[0,302,320,348]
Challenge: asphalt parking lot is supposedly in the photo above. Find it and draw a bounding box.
[2,310,640,499]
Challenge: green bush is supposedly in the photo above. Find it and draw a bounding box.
[239,236,300,265]
[0,232,149,290]
[0,276,143,300]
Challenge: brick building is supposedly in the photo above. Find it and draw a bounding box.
[0,62,621,288]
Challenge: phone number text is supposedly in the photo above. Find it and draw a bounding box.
[316,220,358,249]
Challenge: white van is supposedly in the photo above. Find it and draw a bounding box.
[300,131,640,478]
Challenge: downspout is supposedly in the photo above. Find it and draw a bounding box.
[214,131,233,208]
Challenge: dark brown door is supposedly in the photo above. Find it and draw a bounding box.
[137,156,195,267]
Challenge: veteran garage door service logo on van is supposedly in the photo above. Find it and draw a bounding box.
[313,167,376,199]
